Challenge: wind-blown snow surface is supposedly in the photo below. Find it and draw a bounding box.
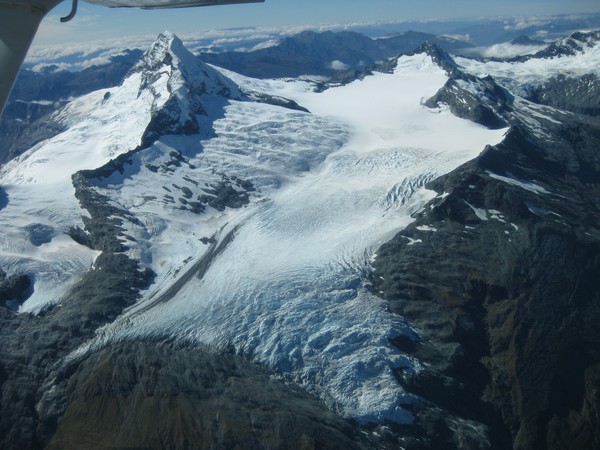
[70,53,506,423]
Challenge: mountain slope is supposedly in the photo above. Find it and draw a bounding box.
[1,29,599,450]
[374,44,600,450]
[0,31,247,314]
[200,30,385,78]
[457,30,600,117]
[44,341,370,450]
[0,50,143,164]
[0,32,372,449]
[0,32,510,448]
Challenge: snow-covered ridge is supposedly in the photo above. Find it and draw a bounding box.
[456,30,600,96]
[0,70,153,312]
[130,31,245,139]
[535,30,600,59]
[0,32,247,313]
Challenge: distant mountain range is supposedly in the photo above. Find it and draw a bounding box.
[199,30,473,78]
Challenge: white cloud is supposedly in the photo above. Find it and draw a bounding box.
[249,39,279,51]
[503,16,551,31]
[329,60,349,71]
[30,51,135,72]
[481,42,548,58]
[26,23,345,69]
[440,33,471,42]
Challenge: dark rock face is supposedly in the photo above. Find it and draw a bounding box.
[43,341,369,450]
[533,30,600,59]
[525,73,600,117]
[196,176,254,212]
[373,104,600,449]
[0,269,31,309]
[414,43,512,129]
[425,74,511,129]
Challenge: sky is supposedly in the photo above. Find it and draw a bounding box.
[34,0,600,47]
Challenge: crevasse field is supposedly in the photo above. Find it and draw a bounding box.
[0,42,507,423]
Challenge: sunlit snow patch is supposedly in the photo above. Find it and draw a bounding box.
[0,71,164,312]
[487,170,550,194]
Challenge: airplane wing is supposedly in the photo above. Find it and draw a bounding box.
[0,0,263,116]
[85,0,263,8]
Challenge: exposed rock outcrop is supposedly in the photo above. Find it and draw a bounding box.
[373,99,600,449]
[44,341,370,450]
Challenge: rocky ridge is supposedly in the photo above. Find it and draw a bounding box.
[372,45,600,449]
[417,42,511,129]
[533,30,600,59]
[477,30,600,118]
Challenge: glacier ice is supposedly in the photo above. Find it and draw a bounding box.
[1,36,508,424]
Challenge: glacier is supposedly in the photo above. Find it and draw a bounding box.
[0,33,507,424]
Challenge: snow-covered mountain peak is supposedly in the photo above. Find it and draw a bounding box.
[127,31,244,140]
[409,41,460,76]
[0,33,249,313]
[534,29,600,59]
[130,31,243,100]
[131,31,180,73]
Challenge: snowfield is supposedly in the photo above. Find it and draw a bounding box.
[0,37,507,424]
